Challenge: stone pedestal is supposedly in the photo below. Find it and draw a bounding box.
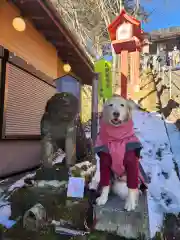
[95,193,150,239]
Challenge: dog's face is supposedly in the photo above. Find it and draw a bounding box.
[102,96,134,127]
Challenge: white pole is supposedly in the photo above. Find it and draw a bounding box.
[158,63,161,78]
[162,67,165,85]
[112,0,123,94]
[169,67,172,99]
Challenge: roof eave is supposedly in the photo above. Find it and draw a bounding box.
[8,0,95,85]
[38,0,94,72]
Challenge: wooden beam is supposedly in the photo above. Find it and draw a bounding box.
[41,30,61,37]
[54,42,67,47]
[17,0,36,3]
[37,0,94,72]
[30,16,45,20]
[0,0,6,7]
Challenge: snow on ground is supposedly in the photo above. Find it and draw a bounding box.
[133,110,180,237]
[8,173,36,192]
[52,152,65,165]
[0,172,36,228]
[165,120,180,175]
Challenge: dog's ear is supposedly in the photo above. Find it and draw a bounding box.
[113,94,121,98]
[127,101,133,120]
[127,99,140,110]
[126,99,140,120]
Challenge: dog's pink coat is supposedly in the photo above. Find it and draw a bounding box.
[96,119,139,176]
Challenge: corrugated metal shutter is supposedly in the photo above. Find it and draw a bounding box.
[5,63,56,136]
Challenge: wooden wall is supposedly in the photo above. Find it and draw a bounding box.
[0,1,67,79]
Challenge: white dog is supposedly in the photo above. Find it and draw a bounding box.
[90,96,141,211]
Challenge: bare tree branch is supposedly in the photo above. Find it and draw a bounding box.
[50,0,148,60]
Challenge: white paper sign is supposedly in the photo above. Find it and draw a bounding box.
[67,177,85,198]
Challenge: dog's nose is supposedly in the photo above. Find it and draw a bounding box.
[113,111,120,118]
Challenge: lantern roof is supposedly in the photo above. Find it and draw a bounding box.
[108,9,142,41]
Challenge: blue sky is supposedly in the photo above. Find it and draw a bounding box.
[142,0,179,32]
[101,0,180,60]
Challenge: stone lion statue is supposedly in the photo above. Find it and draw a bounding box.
[40,92,93,168]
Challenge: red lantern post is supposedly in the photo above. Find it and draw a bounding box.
[108,10,144,99]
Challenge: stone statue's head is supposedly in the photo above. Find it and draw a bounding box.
[45,92,79,122]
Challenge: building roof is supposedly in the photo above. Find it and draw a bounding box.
[149,27,180,42]
[9,0,94,85]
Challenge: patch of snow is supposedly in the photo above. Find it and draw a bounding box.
[71,161,92,169]
[8,173,36,192]
[37,180,67,188]
[89,154,100,190]
[0,179,7,184]
[165,120,180,174]
[148,194,164,238]
[53,153,65,165]
[85,132,91,139]
[0,200,14,228]
[0,201,11,218]
[133,110,180,237]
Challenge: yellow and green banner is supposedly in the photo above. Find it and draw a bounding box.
[94,59,112,100]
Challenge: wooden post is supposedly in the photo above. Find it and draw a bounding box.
[112,46,117,93]
[91,73,99,144]
[130,50,140,99]
[120,50,128,98]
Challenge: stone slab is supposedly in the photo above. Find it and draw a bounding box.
[95,192,150,239]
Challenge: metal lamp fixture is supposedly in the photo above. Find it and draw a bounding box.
[12,16,26,32]
[63,63,71,73]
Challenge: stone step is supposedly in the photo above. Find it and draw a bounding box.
[95,192,150,239]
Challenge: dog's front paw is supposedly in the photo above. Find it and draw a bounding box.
[96,186,110,206]
[96,195,108,206]
[124,188,139,211]
[112,181,128,200]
